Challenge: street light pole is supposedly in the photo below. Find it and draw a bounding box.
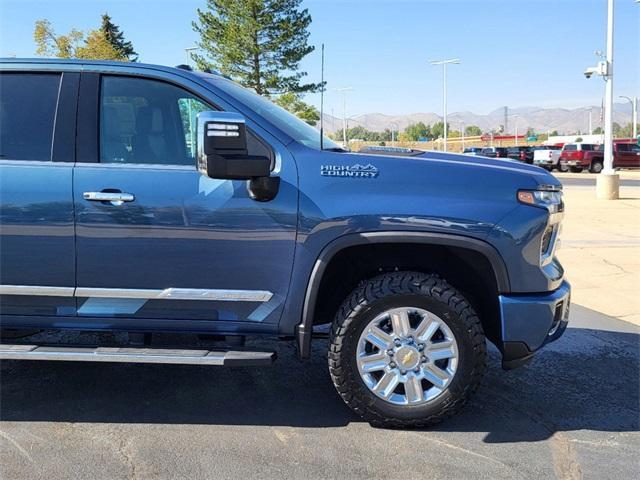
[596,0,618,199]
[508,114,519,146]
[603,0,614,174]
[335,87,353,149]
[430,59,460,152]
[619,96,638,139]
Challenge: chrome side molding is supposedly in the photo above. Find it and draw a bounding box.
[0,285,75,297]
[0,285,273,303]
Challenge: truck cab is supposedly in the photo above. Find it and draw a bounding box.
[0,59,570,427]
[559,141,640,173]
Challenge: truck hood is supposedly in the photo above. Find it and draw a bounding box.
[350,150,561,188]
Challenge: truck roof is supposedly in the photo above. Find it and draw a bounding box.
[0,57,225,83]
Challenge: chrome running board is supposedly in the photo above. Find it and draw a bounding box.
[0,344,276,366]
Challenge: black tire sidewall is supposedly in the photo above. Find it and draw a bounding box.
[340,293,478,421]
[591,161,603,173]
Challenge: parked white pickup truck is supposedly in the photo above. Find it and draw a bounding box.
[533,145,564,171]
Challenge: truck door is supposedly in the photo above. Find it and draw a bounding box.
[0,71,78,319]
[72,73,297,328]
[615,143,640,168]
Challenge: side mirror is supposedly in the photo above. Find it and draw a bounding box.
[196,111,271,180]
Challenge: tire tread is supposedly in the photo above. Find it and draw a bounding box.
[328,271,486,428]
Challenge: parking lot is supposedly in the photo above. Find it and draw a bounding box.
[1,175,639,480]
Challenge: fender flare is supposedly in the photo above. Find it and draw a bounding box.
[295,231,510,358]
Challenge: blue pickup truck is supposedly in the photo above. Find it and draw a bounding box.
[0,59,570,427]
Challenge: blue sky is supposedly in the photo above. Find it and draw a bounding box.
[1,0,638,117]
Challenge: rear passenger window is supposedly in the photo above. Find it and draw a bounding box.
[0,73,61,161]
[617,144,636,152]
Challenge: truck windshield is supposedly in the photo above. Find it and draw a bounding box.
[205,75,341,151]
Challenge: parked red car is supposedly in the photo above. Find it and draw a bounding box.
[559,140,640,173]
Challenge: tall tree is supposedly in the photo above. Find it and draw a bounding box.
[193,0,321,95]
[464,125,482,136]
[431,121,449,139]
[34,19,130,61]
[100,13,137,61]
[34,20,83,58]
[403,122,430,141]
[274,92,320,125]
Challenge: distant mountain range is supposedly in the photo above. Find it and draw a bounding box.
[319,103,633,135]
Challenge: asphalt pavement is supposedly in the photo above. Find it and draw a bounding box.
[1,304,638,479]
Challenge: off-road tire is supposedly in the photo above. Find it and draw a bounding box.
[328,271,486,428]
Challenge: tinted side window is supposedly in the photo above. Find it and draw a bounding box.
[617,144,637,152]
[100,76,209,165]
[0,73,61,161]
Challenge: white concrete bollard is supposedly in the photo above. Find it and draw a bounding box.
[596,173,620,200]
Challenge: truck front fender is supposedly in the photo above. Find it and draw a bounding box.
[294,231,510,359]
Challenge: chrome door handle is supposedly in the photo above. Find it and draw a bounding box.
[83,191,135,206]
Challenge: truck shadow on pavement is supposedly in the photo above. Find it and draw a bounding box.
[1,308,638,444]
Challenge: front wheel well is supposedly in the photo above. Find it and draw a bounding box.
[310,242,503,348]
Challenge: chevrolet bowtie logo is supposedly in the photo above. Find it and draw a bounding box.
[401,350,415,365]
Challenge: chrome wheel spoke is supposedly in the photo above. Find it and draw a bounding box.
[429,340,455,361]
[404,375,423,404]
[414,316,438,342]
[423,364,450,388]
[390,310,411,338]
[365,326,393,350]
[358,352,387,373]
[373,371,400,399]
[356,307,458,406]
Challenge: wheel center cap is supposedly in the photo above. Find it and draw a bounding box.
[395,346,420,370]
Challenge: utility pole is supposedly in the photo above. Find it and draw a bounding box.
[461,121,466,150]
[335,87,353,149]
[619,95,638,139]
[509,114,519,146]
[430,58,460,152]
[586,8,620,198]
[596,0,618,199]
[504,106,509,136]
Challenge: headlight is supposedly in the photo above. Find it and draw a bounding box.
[517,189,563,213]
[517,187,564,265]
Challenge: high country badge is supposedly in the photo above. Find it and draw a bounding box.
[320,164,379,178]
